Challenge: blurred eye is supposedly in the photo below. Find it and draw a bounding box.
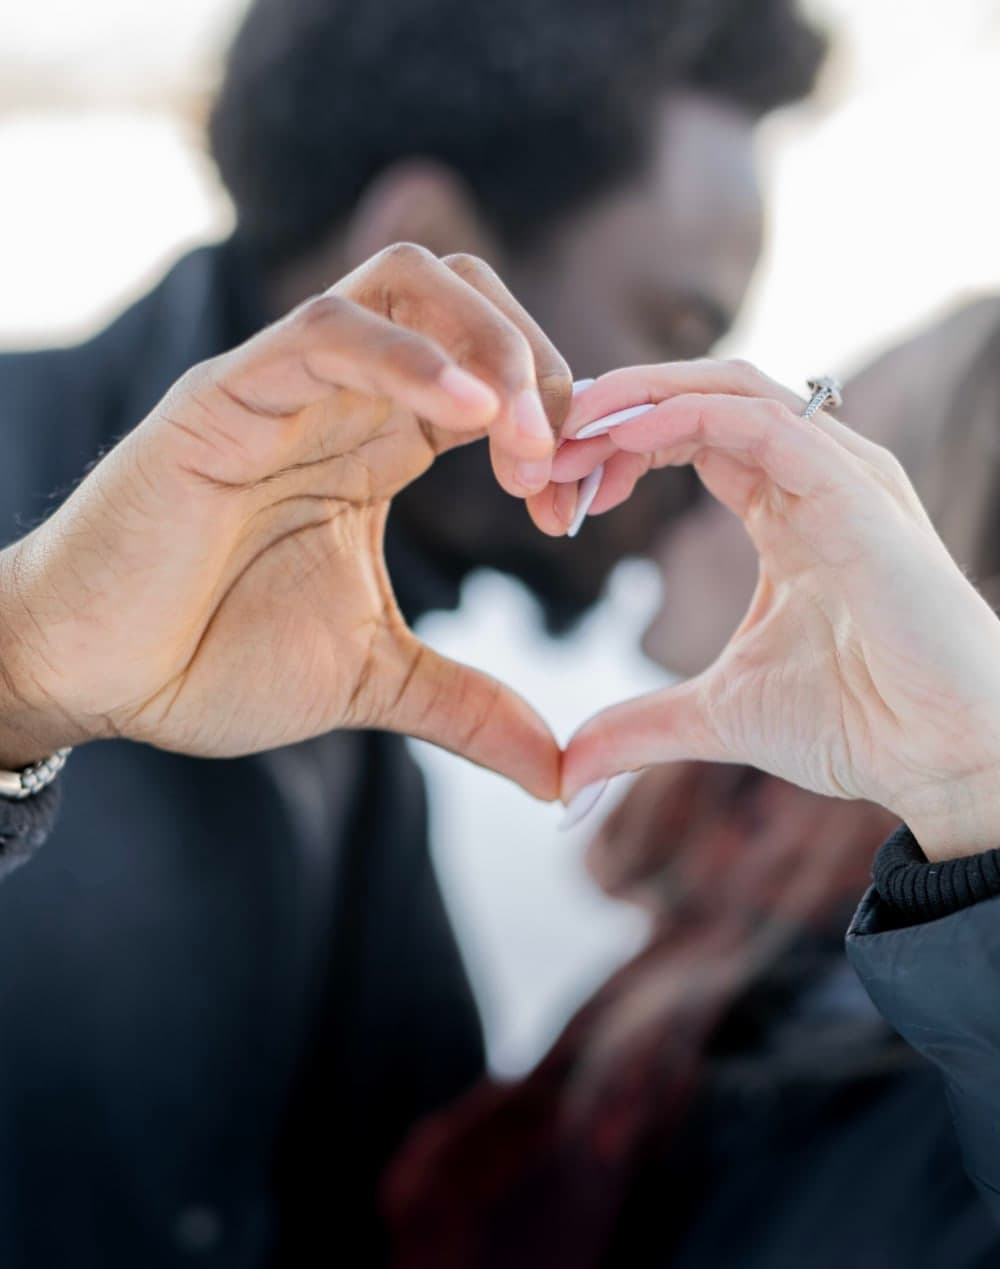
[637,291,731,360]
[669,307,719,358]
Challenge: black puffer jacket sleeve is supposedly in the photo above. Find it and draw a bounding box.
[0,784,59,881]
[847,828,1000,1227]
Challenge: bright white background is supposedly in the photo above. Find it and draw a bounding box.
[2,0,998,1073]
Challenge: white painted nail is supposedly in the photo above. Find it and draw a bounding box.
[558,779,609,831]
[575,402,656,440]
[572,377,596,395]
[567,463,604,539]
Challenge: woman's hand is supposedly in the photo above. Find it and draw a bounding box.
[556,360,1000,859]
[0,245,569,798]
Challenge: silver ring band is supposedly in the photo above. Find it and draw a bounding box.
[803,375,843,420]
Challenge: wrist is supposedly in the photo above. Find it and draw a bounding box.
[894,768,1000,862]
[0,549,86,769]
[0,674,80,772]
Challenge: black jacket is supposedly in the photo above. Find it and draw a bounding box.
[0,242,484,1267]
[605,851,1000,1269]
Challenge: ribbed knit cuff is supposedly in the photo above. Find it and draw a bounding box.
[0,782,59,881]
[873,824,1000,924]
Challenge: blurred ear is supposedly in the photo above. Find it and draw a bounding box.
[341,160,500,269]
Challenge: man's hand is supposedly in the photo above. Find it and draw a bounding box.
[0,245,570,798]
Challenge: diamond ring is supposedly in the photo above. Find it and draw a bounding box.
[803,376,843,420]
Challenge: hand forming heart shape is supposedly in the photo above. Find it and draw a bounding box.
[545,361,1000,860]
[0,245,571,797]
[3,247,1000,860]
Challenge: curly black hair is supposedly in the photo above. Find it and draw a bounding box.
[210,0,826,266]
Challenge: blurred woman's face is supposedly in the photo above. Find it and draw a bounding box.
[641,496,758,678]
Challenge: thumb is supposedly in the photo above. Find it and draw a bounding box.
[378,636,561,801]
[562,678,724,802]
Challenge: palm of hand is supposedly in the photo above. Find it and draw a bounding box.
[723,471,1000,813]
[15,384,441,758]
[695,507,958,812]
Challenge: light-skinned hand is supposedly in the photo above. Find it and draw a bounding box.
[557,360,1000,859]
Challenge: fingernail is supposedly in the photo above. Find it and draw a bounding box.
[512,388,553,444]
[567,463,604,538]
[575,403,656,441]
[439,365,499,413]
[558,779,609,831]
[554,479,579,528]
[572,377,596,396]
[515,458,551,491]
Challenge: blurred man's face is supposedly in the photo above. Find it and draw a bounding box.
[514,92,764,378]
[392,90,764,629]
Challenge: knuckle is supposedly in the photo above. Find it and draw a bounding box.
[443,251,492,281]
[502,318,533,359]
[501,329,536,382]
[164,360,224,422]
[173,359,215,398]
[723,358,763,390]
[876,446,906,479]
[293,292,350,334]
[378,328,446,381]
[752,397,789,430]
[375,241,436,272]
[751,395,796,441]
[464,317,532,378]
[872,446,911,491]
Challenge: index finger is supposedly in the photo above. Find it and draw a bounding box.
[443,253,573,431]
[563,359,806,440]
[443,253,572,496]
[344,244,564,496]
[574,393,851,530]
